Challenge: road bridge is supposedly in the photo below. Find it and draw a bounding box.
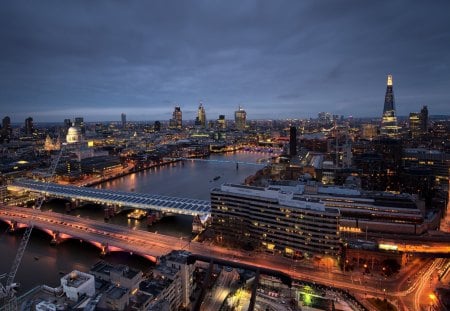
[0,206,446,302]
[9,179,210,216]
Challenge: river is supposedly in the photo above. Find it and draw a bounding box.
[0,151,264,293]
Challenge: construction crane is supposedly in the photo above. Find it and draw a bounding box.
[0,143,64,310]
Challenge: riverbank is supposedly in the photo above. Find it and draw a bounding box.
[76,159,180,187]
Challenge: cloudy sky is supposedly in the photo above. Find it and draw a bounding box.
[1,1,449,123]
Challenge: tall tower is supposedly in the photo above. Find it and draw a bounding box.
[74,117,85,134]
[171,106,182,129]
[289,126,297,156]
[234,106,247,131]
[380,75,399,138]
[2,116,12,142]
[121,113,126,128]
[195,103,206,127]
[24,117,34,136]
[420,105,428,133]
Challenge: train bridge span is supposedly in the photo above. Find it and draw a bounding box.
[9,179,210,216]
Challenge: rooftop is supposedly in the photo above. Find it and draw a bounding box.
[62,270,94,289]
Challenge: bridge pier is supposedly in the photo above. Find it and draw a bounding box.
[104,205,122,220]
[8,220,17,233]
[146,211,163,226]
[50,231,61,246]
[65,200,81,213]
[100,243,109,257]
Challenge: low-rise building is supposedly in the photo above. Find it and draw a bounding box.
[60,270,95,302]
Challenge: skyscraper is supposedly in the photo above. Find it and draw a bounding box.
[289,126,297,156]
[409,105,429,138]
[170,106,182,129]
[24,117,34,136]
[195,103,206,128]
[154,121,161,132]
[216,115,226,129]
[1,116,12,142]
[409,112,421,138]
[74,117,85,134]
[380,75,399,138]
[420,105,428,133]
[121,113,126,128]
[234,106,246,131]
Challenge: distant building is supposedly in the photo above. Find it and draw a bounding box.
[64,118,72,130]
[360,124,378,140]
[380,75,400,138]
[409,105,428,138]
[234,106,246,131]
[1,116,12,142]
[170,106,182,129]
[44,134,61,151]
[318,112,333,126]
[409,112,421,138]
[154,120,161,132]
[121,113,126,128]
[24,117,34,136]
[420,105,428,133]
[216,114,226,129]
[289,126,297,156]
[74,117,85,134]
[195,103,206,127]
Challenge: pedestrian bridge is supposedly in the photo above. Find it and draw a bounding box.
[9,179,211,216]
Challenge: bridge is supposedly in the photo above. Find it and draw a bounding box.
[1,206,449,304]
[9,179,210,216]
[177,157,269,166]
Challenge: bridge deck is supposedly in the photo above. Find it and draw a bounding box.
[10,179,211,216]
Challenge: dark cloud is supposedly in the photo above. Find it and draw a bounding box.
[0,0,449,122]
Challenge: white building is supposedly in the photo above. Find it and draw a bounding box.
[61,270,95,302]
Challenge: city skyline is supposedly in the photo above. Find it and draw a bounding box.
[1,1,449,122]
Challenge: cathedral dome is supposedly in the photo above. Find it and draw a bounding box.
[66,126,82,144]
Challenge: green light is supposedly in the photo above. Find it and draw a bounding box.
[303,292,312,305]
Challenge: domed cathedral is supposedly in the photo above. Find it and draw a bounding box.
[66,125,83,144]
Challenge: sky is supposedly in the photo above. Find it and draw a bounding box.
[0,1,449,123]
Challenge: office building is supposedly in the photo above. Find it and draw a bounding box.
[24,117,34,136]
[195,103,206,127]
[234,106,247,131]
[74,117,85,134]
[268,180,431,236]
[216,115,226,129]
[409,105,429,138]
[154,120,161,132]
[380,75,400,138]
[289,126,297,156]
[409,112,421,138]
[361,124,378,140]
[170,106,182,129]
[121,113,126,128]
[1,116,12,142]
[211,184,341,257]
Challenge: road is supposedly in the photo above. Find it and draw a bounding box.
[0,205,442,306]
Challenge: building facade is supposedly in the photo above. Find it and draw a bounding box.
[170,106,182,129]
[380,75,400,138]
[195,103,206,127]
[234,106,247,131]
[211,184,341,258]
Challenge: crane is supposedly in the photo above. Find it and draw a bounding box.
[0,143,64,310]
